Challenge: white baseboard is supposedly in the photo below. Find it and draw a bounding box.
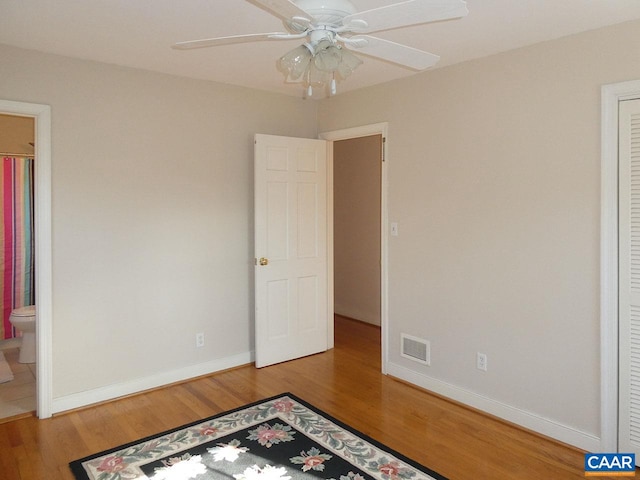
[386,361,601,452]
[51,351,254,414]
[334,307,380,326]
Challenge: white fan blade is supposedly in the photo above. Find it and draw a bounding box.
[343,0,468,34]
[251,0,312,23]
[345,35,439,70]
[172,32,295,50]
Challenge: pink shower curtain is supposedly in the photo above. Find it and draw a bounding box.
[0,156,35,340]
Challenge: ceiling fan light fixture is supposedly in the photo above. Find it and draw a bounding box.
[280,36,362,96]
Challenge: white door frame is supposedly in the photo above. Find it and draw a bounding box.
[601,80,640,451]
[0,99,53,419]
[320,123,389,373]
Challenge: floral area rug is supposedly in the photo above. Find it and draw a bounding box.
[69,393,447,480]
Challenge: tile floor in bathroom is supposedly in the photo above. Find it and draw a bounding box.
[0,347,36,422]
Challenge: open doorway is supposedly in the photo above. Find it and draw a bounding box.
[0,113,36,419]
[333,135,382,326]
[321,123,388,373]
[0,99,52,419]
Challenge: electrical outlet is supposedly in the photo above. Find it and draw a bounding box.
[477,352,487,371]
[196,332,205,348]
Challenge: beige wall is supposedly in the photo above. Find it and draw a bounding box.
[0,43,317,400]
[0,113,34,155]
[333,135,381,325]
[318,18,640,447]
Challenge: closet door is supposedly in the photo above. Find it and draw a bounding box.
[619,98,640,461]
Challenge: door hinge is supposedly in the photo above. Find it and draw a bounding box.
[382,136,386,162]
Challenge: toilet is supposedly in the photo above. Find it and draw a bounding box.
[9,305,36,364]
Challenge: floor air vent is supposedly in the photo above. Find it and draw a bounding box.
[401,333,430,366]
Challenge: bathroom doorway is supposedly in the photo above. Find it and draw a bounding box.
[0,113,36,420]
[0,99,52,420]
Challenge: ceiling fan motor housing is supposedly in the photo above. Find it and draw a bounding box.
[288,0,358,31]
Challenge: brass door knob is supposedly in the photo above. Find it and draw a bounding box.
[259,257,269,266]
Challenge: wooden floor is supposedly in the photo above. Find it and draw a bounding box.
[0,316,611,479]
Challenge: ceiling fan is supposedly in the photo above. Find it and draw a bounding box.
[172,0,468,97]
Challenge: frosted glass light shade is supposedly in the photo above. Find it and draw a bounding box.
[314,44,342,72]
[278,45,312,81]
[336,48,362,79]
[307,62,332,86]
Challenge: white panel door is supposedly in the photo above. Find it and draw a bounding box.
[254,134,328,368]
[619,98,640,461]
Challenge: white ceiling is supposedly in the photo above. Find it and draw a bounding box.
[2,0,640,98]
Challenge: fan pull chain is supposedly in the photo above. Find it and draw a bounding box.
[306,67,313,97]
